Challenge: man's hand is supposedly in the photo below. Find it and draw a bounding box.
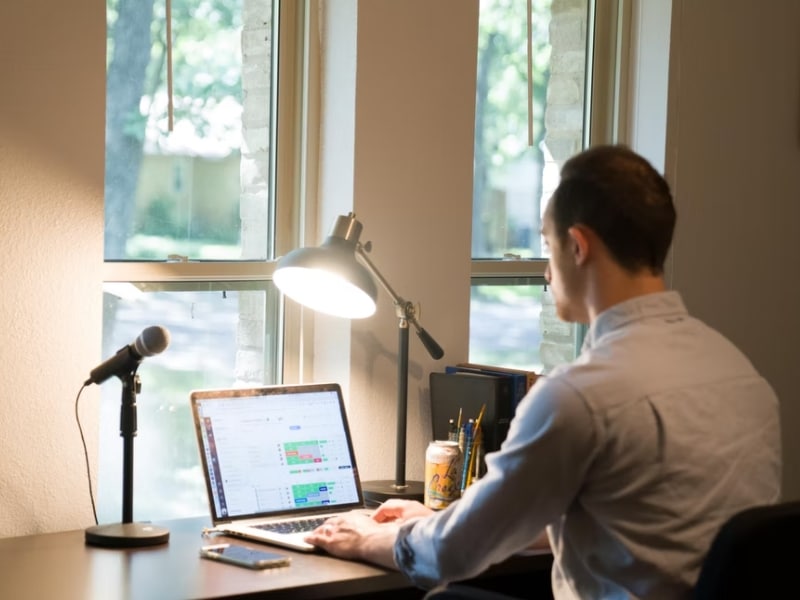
[305,500,437,568]
[372,499,434,523]
[304,512,400,569]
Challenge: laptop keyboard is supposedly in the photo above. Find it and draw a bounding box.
[254,516,329,534]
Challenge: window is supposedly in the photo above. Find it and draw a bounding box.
[470,0,623,372]
[99,0,306,523]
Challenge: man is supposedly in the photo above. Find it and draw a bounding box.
[305,145,781,598]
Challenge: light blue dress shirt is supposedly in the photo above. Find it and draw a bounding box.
[396,291,781,599]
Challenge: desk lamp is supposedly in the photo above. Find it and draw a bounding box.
[274,212,444,504]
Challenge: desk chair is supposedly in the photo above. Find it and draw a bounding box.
[693,500,800,599]
[424,586,524,600]
[423,556,552,599]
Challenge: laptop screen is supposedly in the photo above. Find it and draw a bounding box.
[191,383,364,522]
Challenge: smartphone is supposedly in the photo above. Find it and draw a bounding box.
[199,543,291,570]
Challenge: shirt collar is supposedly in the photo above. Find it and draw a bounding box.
[581,291,688,352]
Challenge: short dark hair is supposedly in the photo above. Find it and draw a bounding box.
[549,144,676,274]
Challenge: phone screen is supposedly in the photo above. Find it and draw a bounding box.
[199,544,291,569]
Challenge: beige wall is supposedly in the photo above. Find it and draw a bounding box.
[1,0,799,538]
[0,1,104,535]
[665,0,800,500]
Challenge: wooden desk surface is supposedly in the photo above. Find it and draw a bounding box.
[0,516,551,600]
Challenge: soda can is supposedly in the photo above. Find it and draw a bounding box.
[424,440,462,510]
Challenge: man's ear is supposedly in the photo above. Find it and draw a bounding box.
[566,225,591,266]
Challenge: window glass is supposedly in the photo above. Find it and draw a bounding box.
[472,0,554,260]
[104,0,272,262]
[470,0,590,372]
[469,280,545,371]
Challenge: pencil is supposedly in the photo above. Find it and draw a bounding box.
[474,403,486,430]
[466,424,482,487]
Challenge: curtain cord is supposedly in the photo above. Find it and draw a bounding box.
[166,0,174,131]
[526,0,534,147]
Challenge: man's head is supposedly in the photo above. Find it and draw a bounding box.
[542,145,676,322]
[547,144,676,274]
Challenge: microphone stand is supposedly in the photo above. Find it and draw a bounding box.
[85,369,169,547]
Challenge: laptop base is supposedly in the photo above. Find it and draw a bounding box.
[362,479,424,506]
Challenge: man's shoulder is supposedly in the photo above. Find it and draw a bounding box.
[523,361,609,416]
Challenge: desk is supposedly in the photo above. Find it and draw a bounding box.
[0,517,552,600]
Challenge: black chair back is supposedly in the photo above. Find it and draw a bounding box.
[694,500,800,599]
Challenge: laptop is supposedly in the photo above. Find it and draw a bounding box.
[191,382,371,552]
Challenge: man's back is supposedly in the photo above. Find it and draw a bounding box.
[547,291,781,598]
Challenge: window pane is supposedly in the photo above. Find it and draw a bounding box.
[473,0,588,259]
[104,0,274,261]
[469,281,545,371]
[474,0,550,259]
[97,283,281,523]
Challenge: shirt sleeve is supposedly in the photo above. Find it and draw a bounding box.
[394,375,599,589]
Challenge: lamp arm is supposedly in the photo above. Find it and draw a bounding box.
[355,243,403,308]
[355,244,444,360]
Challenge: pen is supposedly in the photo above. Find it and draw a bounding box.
[460,420,474,492]
[448,419,457,442]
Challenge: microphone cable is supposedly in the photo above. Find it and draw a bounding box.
[75,384,99,526]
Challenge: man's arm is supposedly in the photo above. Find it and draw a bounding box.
[305,499,548,569]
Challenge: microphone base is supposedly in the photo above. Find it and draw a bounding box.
[85,522,169,548]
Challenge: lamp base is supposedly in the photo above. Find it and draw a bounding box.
[85,522,170,548]
[362,479,425,507]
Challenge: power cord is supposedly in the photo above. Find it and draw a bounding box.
[75,384,99,525]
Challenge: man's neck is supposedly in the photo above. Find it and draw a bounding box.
[586,268,666,323]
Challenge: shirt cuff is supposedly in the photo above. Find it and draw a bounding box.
[394,517,440,589]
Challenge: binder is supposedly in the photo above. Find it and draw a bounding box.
[429,371,515,454]
[445,363,537,414]
[456,362,538,393]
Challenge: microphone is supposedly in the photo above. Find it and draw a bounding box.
[85,326,170,385]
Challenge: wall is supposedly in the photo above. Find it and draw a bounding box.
[665,0,800,499]
[0,1,104,535]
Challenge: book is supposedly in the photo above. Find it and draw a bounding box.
[446,362,539,414]
[429,371,515,454]
[456,362,539,391]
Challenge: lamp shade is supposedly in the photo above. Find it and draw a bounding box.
[274,234,378,319]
